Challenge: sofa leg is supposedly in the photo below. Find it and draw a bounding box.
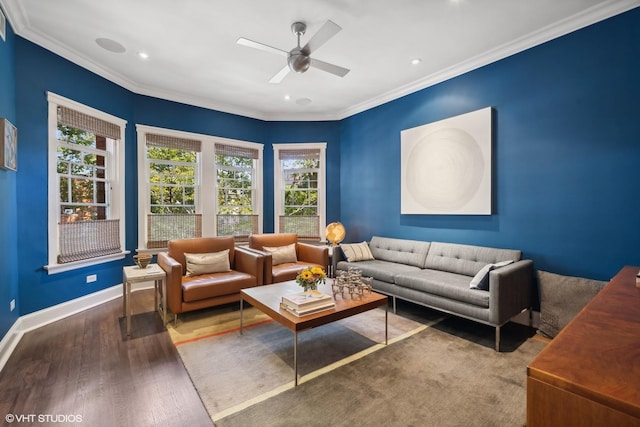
[392,296,397,314]
[495,325,501,352]
[529,307,534,327]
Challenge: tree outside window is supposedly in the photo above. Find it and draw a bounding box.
[274,144,326,241]
[57,125,108,223]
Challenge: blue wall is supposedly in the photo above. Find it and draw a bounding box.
[339,9,640,281]
[1,8,638,340]
[12,40,342,318]
[15,39,136,315]
[0,20,19,336]
[13,40,274,316]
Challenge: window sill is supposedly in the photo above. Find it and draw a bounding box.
[44,251,130,275]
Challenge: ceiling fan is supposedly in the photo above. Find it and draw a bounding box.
[237,20,350,84]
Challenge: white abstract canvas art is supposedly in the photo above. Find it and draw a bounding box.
[401,107,492,215]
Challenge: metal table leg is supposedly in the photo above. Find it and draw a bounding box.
[294,330,298,386]
[125,280,131,337]
[122,272,126,317]
[385,303,388,345]
[154,279,158,313]
[160,278,167,325]
[240,297,244,335]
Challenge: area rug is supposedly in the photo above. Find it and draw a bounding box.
[169,304,430,423]
[169,303,547,427]
[214,317,547,427]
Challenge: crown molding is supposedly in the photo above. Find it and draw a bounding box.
[2,0,638,122]
[336,0,640,120]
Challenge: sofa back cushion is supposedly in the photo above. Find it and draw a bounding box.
[168,236,235,275]
[249,233,298,251]
[369,236,431,268]
[425,242,521,277]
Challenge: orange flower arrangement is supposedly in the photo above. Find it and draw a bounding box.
[296,266,327,291]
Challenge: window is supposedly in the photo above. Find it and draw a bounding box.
[273,143,326,241]
[145,133,202,249]
[46,93,127,274]
[137,125,262,251]
[215,143,260,243]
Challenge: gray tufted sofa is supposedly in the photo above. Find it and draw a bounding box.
[334,236,535,351]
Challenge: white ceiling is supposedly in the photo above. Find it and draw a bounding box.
[2,0,638,121]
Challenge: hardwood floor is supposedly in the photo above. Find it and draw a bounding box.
[0,290,213,427]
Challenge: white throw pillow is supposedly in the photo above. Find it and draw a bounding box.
[340,242,375,262]
[469,260,514,290]
[263,243,298,265]
[184,250,231,276]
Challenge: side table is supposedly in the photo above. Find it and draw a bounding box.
[122,263,167,337]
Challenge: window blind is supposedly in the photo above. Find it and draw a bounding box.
[215,143,259,159]
[147,214,202,249]
[278,215,320,241]
[58,219,121,263]
[216,214,259,243]
[278,148,320,161]
[57,106,120,140]
[146,133,202,152]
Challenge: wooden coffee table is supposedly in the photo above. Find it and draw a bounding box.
[240,280,388,386]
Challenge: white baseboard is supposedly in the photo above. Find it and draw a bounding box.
[0,281,154,372]
[0,319,24,374]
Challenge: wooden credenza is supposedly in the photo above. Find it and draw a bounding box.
[527,266,640,426]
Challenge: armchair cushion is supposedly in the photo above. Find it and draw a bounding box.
[184,250,231,276]
[182,270,256,302]
[263,243,297,265]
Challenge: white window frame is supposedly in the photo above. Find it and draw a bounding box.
[45,92,128,274]
[136,125,263,252]
[273,143,326,240]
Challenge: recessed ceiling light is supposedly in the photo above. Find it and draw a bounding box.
[95,38,126,54]
[284,95,291,101]
[138,52,149,60]
[411,58,422,66]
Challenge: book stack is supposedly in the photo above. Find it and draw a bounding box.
[280,291,335,317]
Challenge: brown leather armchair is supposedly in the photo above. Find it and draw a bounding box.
[157,237,264,320]
[248,233,328,284]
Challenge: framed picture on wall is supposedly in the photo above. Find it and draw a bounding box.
[0,118,17,171]
[401,107,493,215]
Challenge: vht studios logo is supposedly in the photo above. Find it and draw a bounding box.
[5,413,83,423]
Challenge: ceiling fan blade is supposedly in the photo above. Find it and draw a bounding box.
[269,65,291,84]
[302,20,341,54]
[310,58,350,78]
[237,37,288,57]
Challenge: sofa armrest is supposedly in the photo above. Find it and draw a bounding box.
[297,243,329,271]
[234,246,265,285]
[238,246,273,284]
[488,259,535,325]
[157,252,184,315]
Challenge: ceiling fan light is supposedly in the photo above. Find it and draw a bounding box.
[288,50,311,73]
